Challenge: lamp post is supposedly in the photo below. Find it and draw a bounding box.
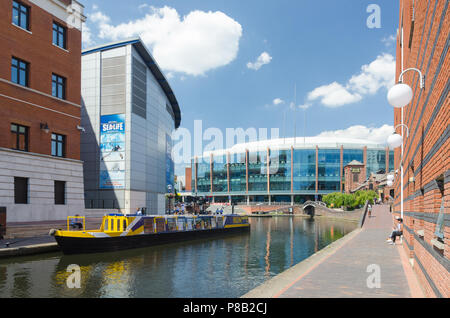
[386,68,424,220]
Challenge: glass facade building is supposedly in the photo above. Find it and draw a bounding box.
[81,39,181,214]
[190,138,393,203]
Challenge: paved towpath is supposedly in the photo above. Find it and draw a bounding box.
[243,205,424,298]
[0,235,55,249]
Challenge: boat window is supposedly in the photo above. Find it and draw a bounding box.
[104,219,108,231]
[123,219,127,230]
[117,219,121,231]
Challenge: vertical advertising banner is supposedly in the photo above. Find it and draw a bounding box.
[166,133,174,193]
[99,114,126,189]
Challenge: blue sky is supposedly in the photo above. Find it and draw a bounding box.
[82,0,400,177]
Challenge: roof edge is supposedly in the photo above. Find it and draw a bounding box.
[82,38,181,129]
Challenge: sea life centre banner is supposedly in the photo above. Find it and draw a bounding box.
[99,114,126,189]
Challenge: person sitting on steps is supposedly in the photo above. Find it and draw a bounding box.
[386,217,403,245]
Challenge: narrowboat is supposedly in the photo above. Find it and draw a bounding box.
[50,214,250,255]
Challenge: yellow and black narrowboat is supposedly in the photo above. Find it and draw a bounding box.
[50,214,250,254]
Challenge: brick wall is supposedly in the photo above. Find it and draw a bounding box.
[344,164,366,193]
[0,0,82,160]
[393,0,449,298]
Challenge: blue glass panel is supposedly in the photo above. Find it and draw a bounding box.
[212,155,227,192]
[52,81,57,96]
[366,149,387,176]
[19,69,26,86]
[12,7,19,26]
[11,65,17,83]
[343,149,364,166]
[196,158,211,193]
[293,149,316,191]
[51,140,56,156]
[318,149,340,192]
[389,151,395,172]
[58,34,64,48]
[269,149,291,191]
[19,11,27,29]
[53,29,58,46]
[57,142,63,157]
[229,152,246,192]
[248,151,267,191]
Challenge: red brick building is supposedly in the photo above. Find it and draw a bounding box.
[185,167,192,192]
[343,160,366,194]
[393,0,449,298]
[0,0,86,222]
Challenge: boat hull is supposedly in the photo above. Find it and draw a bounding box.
[54,226,250,255]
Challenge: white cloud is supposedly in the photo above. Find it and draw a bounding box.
[273,98,284,105]
[90,6,243,76]
[347,53,396,95]
[305,53,396,108]
[289,102,311,110]
[82,23,94,47]
[307,82,362,107]
[297,103,311,110]
[381,34,396,47]
[138,3,150,11]
[316,124,394,144]
[89,11,111,24]
[247,52,272,71]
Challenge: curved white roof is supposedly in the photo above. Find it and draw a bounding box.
[200,136,388,158]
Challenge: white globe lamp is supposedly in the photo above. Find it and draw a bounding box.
[387,83,413,108]
[387,133,403,149]
[387,180,393,187]
[387,174,395,182]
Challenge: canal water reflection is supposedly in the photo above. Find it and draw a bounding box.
[0,217,356,298]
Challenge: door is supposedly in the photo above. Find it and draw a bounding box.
[0,207,6,237]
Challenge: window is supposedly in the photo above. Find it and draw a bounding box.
[54,181,66,205]
[12,1,29,30]
[353,173,359,182]
[11,57,28,86]
[51,133,65,157]
[14,177,28,204]
[10,123,29,151]
[52,74,66,99]
[52,22,66,49]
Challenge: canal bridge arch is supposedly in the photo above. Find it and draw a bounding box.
[302,201,326,217]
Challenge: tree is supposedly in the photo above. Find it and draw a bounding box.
[323,190,378,210]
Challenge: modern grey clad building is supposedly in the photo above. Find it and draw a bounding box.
[81,38,181,214]
[191,137,394,204]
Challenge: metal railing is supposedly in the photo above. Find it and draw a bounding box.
[358,201,370,228]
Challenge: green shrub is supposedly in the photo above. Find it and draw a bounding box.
[323,190,378,210]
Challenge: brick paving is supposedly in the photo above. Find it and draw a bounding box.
[275,205,415,298]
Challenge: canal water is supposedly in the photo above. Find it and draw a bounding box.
[0,216,356,298]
